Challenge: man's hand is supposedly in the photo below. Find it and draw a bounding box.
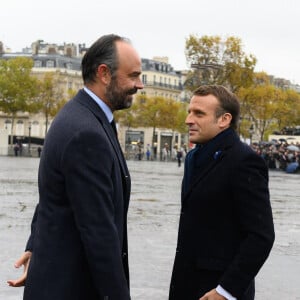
[199,288,226,300]
[7,251,32,287]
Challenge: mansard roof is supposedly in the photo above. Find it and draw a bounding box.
[1,53,81,71]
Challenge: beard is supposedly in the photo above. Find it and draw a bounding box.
[105,78,137,111]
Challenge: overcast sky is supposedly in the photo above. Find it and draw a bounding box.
[1,0,299,84]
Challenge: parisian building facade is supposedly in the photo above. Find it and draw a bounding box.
[0,40,187,159]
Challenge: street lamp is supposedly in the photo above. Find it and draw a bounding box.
[191,63,223,85]
[249,124,254,145]
[5,120,11,144]
[191,63,223,70]
[28,121,32,156]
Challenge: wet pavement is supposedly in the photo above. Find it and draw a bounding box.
[0,156,299,299]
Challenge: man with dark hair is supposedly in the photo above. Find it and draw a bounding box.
[8,34,143,300]
[169,85,275,300]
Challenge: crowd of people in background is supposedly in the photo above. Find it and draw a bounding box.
[11,142,42,157]
[250,140,300,173]
[125,139,300,173]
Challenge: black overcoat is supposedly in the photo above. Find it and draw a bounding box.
[169,129,275,300]
[24,89,131,300]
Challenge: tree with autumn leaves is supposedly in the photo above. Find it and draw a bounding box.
[184,34,300,141]
[238,73,300,140]
[37,72,71,136]
[1,41,300,144]
[0,57,72,141]
[115,95,187,150]
[184,35,256,93]
[0,57,39,144]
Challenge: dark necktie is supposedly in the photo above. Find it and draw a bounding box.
[111,119,117,136]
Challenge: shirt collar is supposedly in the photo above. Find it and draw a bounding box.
[83,86,113,123]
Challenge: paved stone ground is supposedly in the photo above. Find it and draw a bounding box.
[0,157,299,299]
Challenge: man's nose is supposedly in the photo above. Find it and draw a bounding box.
[135,78,144,90]
[185,114,193,125]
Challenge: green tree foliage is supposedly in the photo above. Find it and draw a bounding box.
[159,99,188,148]
[238,85,286,140]
[116,95,187,148]
[114,102,140,129]
[134,95,167,147]
[0,57,39,143]
[36,72,67,135]
[184,35,256,93]
[253,72,271,86]
[281,89,300,127]
[238,71,300,141]
[162,99,187,133]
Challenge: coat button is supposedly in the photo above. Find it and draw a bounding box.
[122,252,127,258]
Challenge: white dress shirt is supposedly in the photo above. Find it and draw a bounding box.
[216,285,237,300]
[83,87,113,123]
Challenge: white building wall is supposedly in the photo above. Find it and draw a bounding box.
[0,128,9,155]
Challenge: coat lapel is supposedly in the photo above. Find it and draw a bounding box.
[183,153,223,201]
[74,89,129,179]
[183,129,239,201]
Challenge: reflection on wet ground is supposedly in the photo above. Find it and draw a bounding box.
[0,157,299,299]
[269,172,300,257]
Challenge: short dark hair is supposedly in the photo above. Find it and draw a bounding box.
[193,85,240,130]
[81,34,130,84]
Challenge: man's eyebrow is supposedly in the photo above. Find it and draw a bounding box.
[189,108,205,114]
[130,71,142,76]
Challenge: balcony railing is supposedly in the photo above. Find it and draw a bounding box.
[142,81,183,91]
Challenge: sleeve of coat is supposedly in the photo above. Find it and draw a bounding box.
[25,204,39,251]
[219,150,275,298]
[62,130,130,299]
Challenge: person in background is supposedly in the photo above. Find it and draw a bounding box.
[7,34,143,300]
[13,143,19,156]
[146,144,151,161]
[169,85,275,300]
[37,146,42,157]
[176,146,183,167]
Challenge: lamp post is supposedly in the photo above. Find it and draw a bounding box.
[191,63,222,85]
[5,120,11,144]
[191,63,223,70]
[28,121,32,156]
[249,124,254,145]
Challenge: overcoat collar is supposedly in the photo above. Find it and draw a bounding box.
[73,89,129,178]
[183,128,240,200]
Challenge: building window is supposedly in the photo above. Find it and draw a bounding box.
[66,62,72,69]
[125,130,144,159]
[142,74,147,84]
[31,121,39,137]
[4,119,12,133]
[142,61,145,70]
[16,120,24,136]
[46,60,55,68]
[34,60,42,68]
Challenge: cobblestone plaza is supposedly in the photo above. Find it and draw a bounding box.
[0,157,299,299]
